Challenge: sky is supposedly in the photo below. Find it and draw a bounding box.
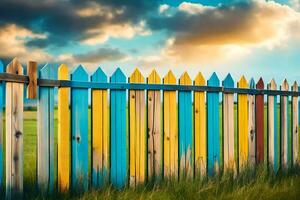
[0,0,300,84]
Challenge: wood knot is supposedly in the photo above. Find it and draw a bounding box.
[149,97,152,101]
[195,109,199,113]
[15,131,22,139]
[132,95,135,99]
[76,136,81,143]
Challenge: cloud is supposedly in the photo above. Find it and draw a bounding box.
[146,1,300,66]
[0,23,52,63]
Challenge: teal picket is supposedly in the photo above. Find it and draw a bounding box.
[178,76,193,178]
[71,65,89,191]
[37,64,55,193]
[91,67,108,187]
[0,60,3,186]
[110,68,127,188]
[207,72,220,175]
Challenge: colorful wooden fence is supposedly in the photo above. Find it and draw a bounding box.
[0,58,300,197]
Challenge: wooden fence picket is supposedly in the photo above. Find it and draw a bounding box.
[5,58,24,199]
[110,68,127,188]
[249,78,256,166]
[129,69,146,186]
[194,72,207,177]
[280,80,290,169]
[147,70,162,182]
[37,64,55,193]
[292,81,298,166]
[256,78,264,165]
[268,79,279,172]
[91,67,109,187]
[71,65,89,190]
[58,64,70,191]
[222,74,235,172]
[207,73,220,175]
[0,60,3,186]
[237,76,249,170]
[179,72,193,179]
[163,71,178,179]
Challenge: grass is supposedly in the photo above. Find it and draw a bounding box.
[1,107,300,199]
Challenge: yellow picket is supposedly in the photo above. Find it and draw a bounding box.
[57,64,70,191]
[163,71,178,179]
[237,76,249,170]
[194,72,206,177]
[129,69,146,186]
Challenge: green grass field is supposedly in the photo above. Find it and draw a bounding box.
[1,108,300,199]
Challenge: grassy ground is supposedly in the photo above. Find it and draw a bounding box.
[1,108,300,199]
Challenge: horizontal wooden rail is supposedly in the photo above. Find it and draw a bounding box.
[0,72,299,96]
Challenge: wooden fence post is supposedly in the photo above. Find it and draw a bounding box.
[207,73,220,175]
[248,78,256,166]
[110,68,127,188]
[71,65,89,191]
[222,74,235,172]
[256,78,264,165]
[147,70,162,182]
[58,64,70,191]
[26,61,37,99]
[6,58,24,199]
[37,64,55,193]
[179,72,193,179]
[292,81,298,166]
[91,67,109,188]
[0,60,3,187]
[194,72,206,177]
[163,71,178,179]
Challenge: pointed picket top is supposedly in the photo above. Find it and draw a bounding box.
[223,73,234,88]
[91,67,107,83]
[0,60,3,72]
[58,64,69,80]
[40,63,55,79]
[250,78,255,89]
[6,58,23,74]
[147,69,161,84]
[179,72,192,85]
[281,79,289,91]
[111,67,126,83]
[71,65,88,81]
[292,81,298,92]
[238,75,248,89]
[164,70,176,84]
[268,79,277,90]
[194,72,206,86]
[256,77,264,90]
[129,68,144,83]
[207,72,220,86]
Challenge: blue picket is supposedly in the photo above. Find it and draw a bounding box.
[110,68,127,188]
[0,60,3,186]
[91,67,108,187]
[71,65,89,191]
[207,72,220,175]
[179,77,192,177]
[37,64,55,192]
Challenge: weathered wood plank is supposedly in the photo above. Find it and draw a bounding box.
[110,68,127,188]
[207,73,220,175]
[147,70,162,182]
[26,61,37,99]
[194,72,206,177]
[280,79,290,169]
[179,72,192,179]
[6,58,24,199]
[163,71,178,179]
[0,60,3,187]
[71,65,89,191]
[268,79,279,172]
[256,78,264,165]
[292,81,299,166]
[57,64,70,191]
[222,74,235,172]
[37,64,55,193]
[248,78,256,166]
[129,69,146,187]
[91,67,109,188]
[237,76,249,170]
